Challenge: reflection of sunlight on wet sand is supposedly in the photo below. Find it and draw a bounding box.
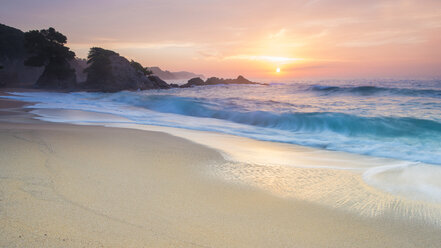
[114,123,441,226]
[129,124,398,170]
[31,108,441,226]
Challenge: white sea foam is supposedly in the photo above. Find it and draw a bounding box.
[363,162,441,203]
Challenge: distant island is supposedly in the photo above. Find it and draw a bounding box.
[0,23,262,92]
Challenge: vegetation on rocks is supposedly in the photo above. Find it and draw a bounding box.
[24,27,76,88]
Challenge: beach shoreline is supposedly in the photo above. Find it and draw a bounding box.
[1,94,441,247]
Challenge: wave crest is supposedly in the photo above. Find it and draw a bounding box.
[308,85,441,97]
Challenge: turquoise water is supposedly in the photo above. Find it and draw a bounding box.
[3,79,441,165]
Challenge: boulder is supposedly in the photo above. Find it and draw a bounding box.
[180,77,205,88]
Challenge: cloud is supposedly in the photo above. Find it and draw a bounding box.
[339,37,426,47]
[338,30,427,47]
[268,28,286,39]
[68,41,196,50]
[224,55,304,63]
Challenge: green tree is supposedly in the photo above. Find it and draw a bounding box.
[130,60,153,76]
[84,47,118,88]
[24,27,76,88]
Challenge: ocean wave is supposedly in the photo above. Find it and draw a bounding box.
[2,89,441,165]
[308,85,441,97]
[103,93,441,138]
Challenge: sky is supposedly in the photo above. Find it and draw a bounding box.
[1,0,440,80]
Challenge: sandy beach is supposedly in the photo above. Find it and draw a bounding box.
[1,97,441,247]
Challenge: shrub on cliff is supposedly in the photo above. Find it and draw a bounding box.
[130,60,153,76]
[84,47,118,88]
[24,27,76,88]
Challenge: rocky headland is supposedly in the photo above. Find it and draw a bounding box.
[0,23,261,92]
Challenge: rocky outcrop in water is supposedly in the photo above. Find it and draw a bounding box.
[181,77,205,87]
[180,75,262,88]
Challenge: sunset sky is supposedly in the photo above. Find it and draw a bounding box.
[1,0,440,80]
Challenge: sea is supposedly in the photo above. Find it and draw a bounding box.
[5,78,441,165]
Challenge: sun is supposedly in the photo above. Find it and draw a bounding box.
[276,67,281,73]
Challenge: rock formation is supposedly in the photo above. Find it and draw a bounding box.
[147,75,170,89]
[0,23,44,87]
[23,27,77,89]
[180,75,262,88]
[82,47,170,92]
[0,24,86,89]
